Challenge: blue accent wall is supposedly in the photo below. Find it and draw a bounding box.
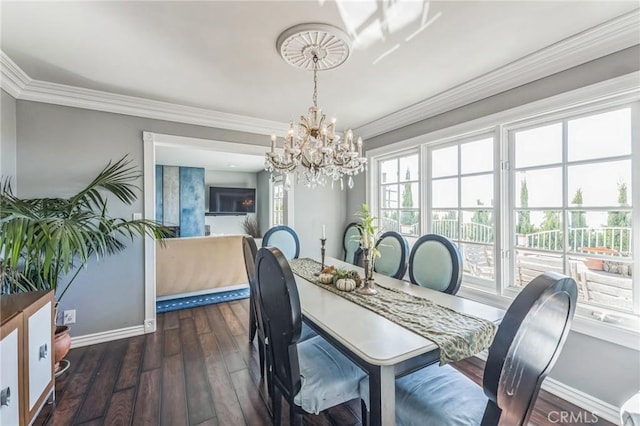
[179,166,205,237]
[155,165,163,223]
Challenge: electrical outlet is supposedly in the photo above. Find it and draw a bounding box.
[63,310,76,325]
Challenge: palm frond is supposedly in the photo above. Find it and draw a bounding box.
[0,156,165,301]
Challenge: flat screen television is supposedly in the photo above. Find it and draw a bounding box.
[209,187,256,215]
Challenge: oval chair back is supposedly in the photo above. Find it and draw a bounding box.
[408,234,462,294]
[262,225,300,260]
[342,222,362,265]
[482,272,578,425]
[243,237,268,375]
[255,247,303,399]
[374,231,409,279]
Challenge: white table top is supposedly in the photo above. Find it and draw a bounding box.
[295,257,505,366]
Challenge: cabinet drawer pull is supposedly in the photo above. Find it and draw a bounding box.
[39,343,48,360]
[0,387,10,407]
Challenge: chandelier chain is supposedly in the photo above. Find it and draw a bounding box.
[312,55,318,108]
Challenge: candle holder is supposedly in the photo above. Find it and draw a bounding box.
[315,238,327,276]
[357,247,378,295]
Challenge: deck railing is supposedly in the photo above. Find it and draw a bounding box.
[519,227,632,256]
[431,220,493,244]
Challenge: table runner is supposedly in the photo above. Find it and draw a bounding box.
[289,258,497,365]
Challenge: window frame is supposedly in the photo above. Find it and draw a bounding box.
[366,72,640,349]
[271,177,284,227]
[374,148,422,238]
[504,105,635,302]
[425,133,499,289]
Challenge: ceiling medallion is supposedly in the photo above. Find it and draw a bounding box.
[265,23,366,190]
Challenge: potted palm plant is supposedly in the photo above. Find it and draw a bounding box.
[0,156,167,373]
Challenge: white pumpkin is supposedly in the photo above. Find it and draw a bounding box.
[318,273,334,284]
[336,278,356,292]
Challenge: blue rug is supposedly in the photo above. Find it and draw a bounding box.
[156,288,250,313]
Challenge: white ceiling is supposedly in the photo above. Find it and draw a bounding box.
[2,0,638,133]
[156,145,265,172]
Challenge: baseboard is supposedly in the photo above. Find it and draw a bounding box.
[71,325,146,348]
[542,377,620,424]
[472,353,619,424]
[156,283,248,301]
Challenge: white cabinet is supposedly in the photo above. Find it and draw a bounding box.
[0,291,54,425]
[27,301,52,412]
[0,315,22,426]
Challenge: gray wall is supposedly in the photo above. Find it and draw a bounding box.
[294,178,347,260]
[1,89,17,185]
[15,100,268,337]
[366,46,640,151]
[351,45,640,408]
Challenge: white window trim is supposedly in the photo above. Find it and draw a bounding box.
[376,149,422,237]
[367,72,640,350]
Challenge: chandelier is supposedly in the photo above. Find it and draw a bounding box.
[265,23,367,189]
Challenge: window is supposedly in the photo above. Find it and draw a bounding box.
[378,152,420,237]
[429,137,496,284]
[510,107,634,314]
[369,76,639,341]
[272,179,284,226]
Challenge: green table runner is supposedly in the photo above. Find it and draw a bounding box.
[290,258,497,365]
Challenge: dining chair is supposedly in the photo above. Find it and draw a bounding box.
[342,222,362,265]
[362,272,578,426]
[243,236,264,372]
[244,237,315,381]
[255,246,367,425]
[374,231,409,279]
[262,225,300,259]
[408,233,463,294]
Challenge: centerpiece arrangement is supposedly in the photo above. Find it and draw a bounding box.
[317,266,361,292]
[355,204,380,295]
[314,204,380,294]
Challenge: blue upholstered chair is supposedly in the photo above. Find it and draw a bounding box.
[342,222,362,265]
[255,247,367,425]
[374,231,409,279]
[262,225,300,259]
[361,272,578,426]
[408,234,463,294]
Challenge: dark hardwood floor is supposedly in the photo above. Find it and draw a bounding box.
[36,299,613,426]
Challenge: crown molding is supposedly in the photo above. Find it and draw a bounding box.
[0,52,288,136]
[0,52,31,98]
[356,9,640,139]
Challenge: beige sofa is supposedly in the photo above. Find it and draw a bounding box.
[156,235,248,298]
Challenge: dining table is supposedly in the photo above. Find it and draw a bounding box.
[291,256,505,426]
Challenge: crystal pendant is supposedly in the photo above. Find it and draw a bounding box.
[340,178,344,191]
[348,176,354,189]
[284,174,291,191]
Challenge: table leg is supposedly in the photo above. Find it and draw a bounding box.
[369,365,395,426]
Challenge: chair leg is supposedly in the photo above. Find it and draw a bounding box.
[266,344,274,408]
[258,336,265,379]
[249,296,257,342]
[289,400,303,426]
[272,386,282,425]
[361,399,370,426]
